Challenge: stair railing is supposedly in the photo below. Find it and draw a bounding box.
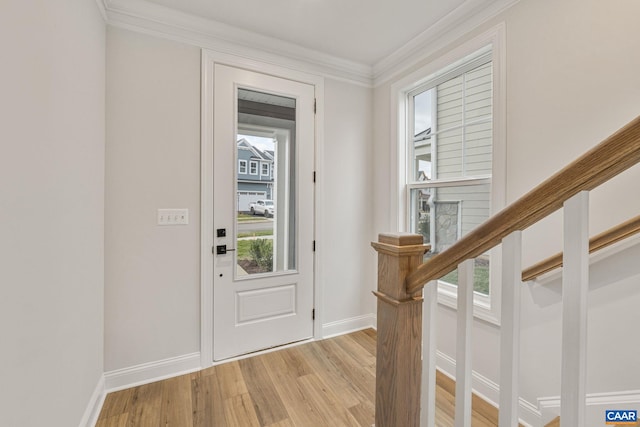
[372,115,640,427]
[522,214,640,281]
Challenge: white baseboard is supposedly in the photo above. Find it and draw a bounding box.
[538,389,640,425]
[436,350,542,427]
[539,389,640,409]
[104,352,201,392]
[79,375,106,427]
[322,313,376,339]
[102,315,376,394]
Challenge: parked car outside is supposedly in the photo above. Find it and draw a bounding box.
[249,200,275,218]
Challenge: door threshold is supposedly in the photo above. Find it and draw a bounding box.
[211,336,314,366]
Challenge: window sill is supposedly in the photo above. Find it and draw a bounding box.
[437,281,500,325]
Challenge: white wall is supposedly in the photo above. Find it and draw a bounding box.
[373,0,640,422]
[520,243,640,425]
[105,28,201,371]
[321,79,376,332]
[0,0,106,425]
[105,28,376,371]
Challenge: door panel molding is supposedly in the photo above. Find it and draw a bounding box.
[200,50,325,368]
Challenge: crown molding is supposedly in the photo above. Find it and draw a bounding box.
[102,0,522,88]
[373,0,520,86]
[103,0,373,87]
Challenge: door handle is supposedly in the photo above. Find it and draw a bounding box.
[216,245,236,255]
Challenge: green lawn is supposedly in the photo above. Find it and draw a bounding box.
[237,239,251,259]
[238,213,259,222]
[439,259,490,295]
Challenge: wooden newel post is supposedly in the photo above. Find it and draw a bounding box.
[371,233,428,427]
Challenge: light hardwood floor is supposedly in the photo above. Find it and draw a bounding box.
[97,329,498,426]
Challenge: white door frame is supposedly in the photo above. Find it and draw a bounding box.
[200,49,325,368]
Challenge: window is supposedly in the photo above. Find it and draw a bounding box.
[261,162,270,176]
[249,161,258,175]
[239,160,247,174]
[394,29,505,324]
[408,53,493,291]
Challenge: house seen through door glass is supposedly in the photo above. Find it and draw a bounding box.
[235,88,296,277]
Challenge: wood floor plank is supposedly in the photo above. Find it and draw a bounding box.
[95,413,128,427]
[96,329,504,427]
[295,342,364,408]
[216,361,248,400]
[315,338,376,401]
[471,413,500,427]
[264,419,295,427]
[239,355,289,426]
[346,328,377,356]
[125,381,164,427]
[98,388,133,419]
[262,349,328,427]
[223,393,261,427]
[191,370,228,427]
[332,333,376,368]
[197,364,217,378]
[435,383,456,421]
[296,373,362,427]
[347,401,375,427]
[362,328,377,340]
[159,375,192,426]
[275,344,314,377]
[435,408,455,427]
[190,372,207,427]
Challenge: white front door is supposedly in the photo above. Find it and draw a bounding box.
[212,64,315,361]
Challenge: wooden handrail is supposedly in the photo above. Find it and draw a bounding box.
[521,214,640,281]
[406,115,640,294]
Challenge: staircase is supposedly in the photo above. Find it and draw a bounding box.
[372,115,640,427]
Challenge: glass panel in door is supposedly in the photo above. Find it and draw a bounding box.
[235,88,297,276]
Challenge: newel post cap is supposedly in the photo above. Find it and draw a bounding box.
[371,233,429,257]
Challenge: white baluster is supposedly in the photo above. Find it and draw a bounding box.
[561,191,589,426]
[499,231,522,426]
[421,281,437,427]
[455,259,474,427]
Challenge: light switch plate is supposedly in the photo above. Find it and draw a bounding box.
[158,209,189,225]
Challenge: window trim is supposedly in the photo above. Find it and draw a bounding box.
[389,24,506,325]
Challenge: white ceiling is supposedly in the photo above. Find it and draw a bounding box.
[104,0,517,83]
[133,0,471,65]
